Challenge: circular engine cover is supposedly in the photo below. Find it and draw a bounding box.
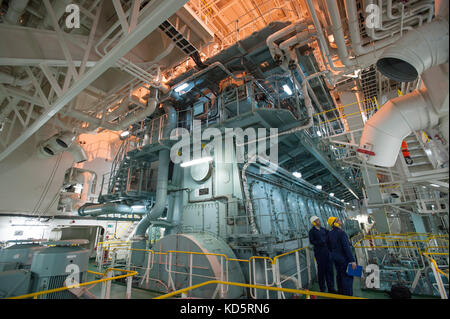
[190,162,211,182]
[145,232,245,298]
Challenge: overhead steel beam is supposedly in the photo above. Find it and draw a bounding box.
[0,24,99,67]
[0,0,188,162]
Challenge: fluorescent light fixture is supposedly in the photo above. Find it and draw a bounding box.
[180,156,213,167]
[329,193,334,197]
[131,205,145,210]
[174,82,189,93]
[282,84,292,95]
[292,172,302,178]
[315,185,322,190]
[345,202,349,205]
[316,131,322,137]
[120,130,130,138]
[430,183,440,188]
[352,206,356,209]
[340,199,345,203]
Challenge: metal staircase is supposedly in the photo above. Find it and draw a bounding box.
[99,136,157,204]
[403,133,435,174]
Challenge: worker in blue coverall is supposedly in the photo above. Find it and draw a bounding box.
[308,216,335,293]
[326,216,357,296]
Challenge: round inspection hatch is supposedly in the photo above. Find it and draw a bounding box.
[190,162,211,183]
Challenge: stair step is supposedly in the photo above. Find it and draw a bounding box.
[408,164,434,173]
[408,155,433,164]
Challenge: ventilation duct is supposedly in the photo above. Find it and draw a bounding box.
[67,143,88,163]
[360,3,448,167]
[38,131,87,163]
[359,89,440,167]
[376,10,449,82]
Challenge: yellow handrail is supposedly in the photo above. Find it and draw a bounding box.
[313,97,376,117]
[6,268,138,299]
[154,280,366,300]
[423,254,449,279]
[127,247,311,267]
[97,240,131,247]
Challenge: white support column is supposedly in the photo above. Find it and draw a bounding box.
[295,251,302,288]
[274,259,282,299]
[126,276,132,299]
[101,270,112,299]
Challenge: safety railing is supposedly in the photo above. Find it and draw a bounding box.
[422,253,448,299]
[6,268,138,299]
[94,232,448,299]
[353,232,448,298]
[312,96,379,139]
[154,280,366,300]
[96,240,133,273]
[123,75,312,155]
[95,244,317,299]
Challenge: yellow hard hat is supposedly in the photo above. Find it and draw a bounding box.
[328,216,338,227]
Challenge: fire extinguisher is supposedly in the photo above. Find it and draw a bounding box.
[401,141,413,165]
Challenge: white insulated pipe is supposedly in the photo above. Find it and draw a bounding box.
[358,89,439,167]
[266,20,304,64]
[278,29,313,53]
[117,88,159,130]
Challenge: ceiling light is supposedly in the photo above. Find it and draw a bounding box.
[340,199,345,203]
[120,131,130,140]
[329,193,334,197]
[174,82,189,93]
[316,130,322,137]
[315,185,322,190]
[282,84,292,95]
[430,183,440,188]
[292,171,302,178]
[180,156,213,167]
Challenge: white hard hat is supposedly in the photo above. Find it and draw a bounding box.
[310,216,320,224]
